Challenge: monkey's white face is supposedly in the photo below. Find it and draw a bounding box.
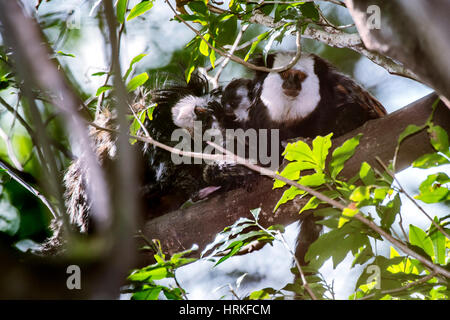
[171,95,209,133]
[261,53,321,122]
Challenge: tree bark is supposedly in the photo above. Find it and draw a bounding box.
[345,0,450,104]
[141,94,450,262]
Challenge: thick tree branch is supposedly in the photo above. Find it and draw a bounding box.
[247,10,418,80]
[345,0,450,102]
[141,94,450,265]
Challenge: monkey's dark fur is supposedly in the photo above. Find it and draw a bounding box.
[44,52,386,273]
[42,73,229,252]
[218,52,386,265]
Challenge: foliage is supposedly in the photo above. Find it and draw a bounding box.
[125,239,197,300]
[138,116,449,300]
[0,0,448,300]
[269,113,449,300]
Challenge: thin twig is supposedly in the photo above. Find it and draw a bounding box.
[246,8,418,80]
[212,24,249,87]
[0,95,49,164]
[276,230,318,300]
[252,218,317,299]
[358,272,438,300]
[0,126,23,170]
[376,157,450,240]
[166,0,303,73]
[89,121,450,280]
[245,0,346,7]
[0,158,58,218]
[207,141,450,279]
[228,284,241,300]
[128,104,151,138]
[96,23,125,119]
[173,273,189,300]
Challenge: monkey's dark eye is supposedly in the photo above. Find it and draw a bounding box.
[231,98,241,109]
[194,106,210,116]
[280,70,308,83]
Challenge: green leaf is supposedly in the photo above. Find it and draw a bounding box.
[274,161,311,189]
[428,125,450,155]
[430,225,446,265]
[199,34,210,56]
[306,222,369,268]
[274,185,305,212]
[129,109,147,144]
[163,287,184,300]
[373,187,391,201]
[359,162,376,185]
[248,288,274,300]
[330,134,362,179]
[132,287,162,300]
[299,196,321,214]
[117,0,128,24]
[398,124,424,145]
[312,133,333,171]
[127,1,154,21]
[300,2,319,21]
[216,15,237,45]
[95,85,113,96]
[185,64,195,83]
[409,225,434,259]
[282,140,315,163]
[56,51,75,58]
[209,48,216,68]
[349,186,371,202]
[188,1,208,15]
[126,72,149,92]
[298,172,325,187]
[415,172,450,204]
[250,208,261,221]
[244,31,270,61]
[128,266,168,281]
[300,193,339,215]
[413,153,449,168]
[338,207,358,228]
[123,53,147,81]
[376,193,401,230]
[215,242,244,266]
[0,197,20,236]
[91,71,108,77]
[147,104,156,120]
[352,245,374,267]
[415,188,449,204]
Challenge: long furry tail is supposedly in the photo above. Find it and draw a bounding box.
[40,109,117,254]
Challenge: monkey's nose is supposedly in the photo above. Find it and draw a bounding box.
[283,88,301,97]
